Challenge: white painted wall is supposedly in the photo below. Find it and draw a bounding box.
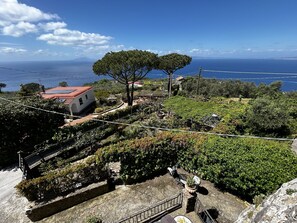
[68,89,95,115]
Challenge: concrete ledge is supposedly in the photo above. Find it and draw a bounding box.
[26,180,109,221]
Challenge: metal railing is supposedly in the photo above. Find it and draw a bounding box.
[195,198,217,223]
[117,192,183,223]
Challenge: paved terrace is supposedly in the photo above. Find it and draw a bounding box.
[39,174,184,223]
[0,168,247,223]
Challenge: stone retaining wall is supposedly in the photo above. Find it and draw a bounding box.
[26,180,109,221]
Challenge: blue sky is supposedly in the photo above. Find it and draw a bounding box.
[1,0,297,61]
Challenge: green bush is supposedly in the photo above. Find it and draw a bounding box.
[16,156,108,202]
[96,132,205,183]
[86,216,102,223]
[95,132,297,201]
[0,97,65,167]
[164,96,247,134]
[194,137,297,201]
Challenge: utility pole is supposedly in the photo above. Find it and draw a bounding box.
[196,67,202,95]
[169,73,172,98]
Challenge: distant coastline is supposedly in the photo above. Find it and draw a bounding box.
[1,58,297,92]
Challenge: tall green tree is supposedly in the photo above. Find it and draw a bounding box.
[157,53,192,97]
[0,83,6,93]
[93,50,158,106]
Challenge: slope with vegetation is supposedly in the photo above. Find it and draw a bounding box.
[2,50,296,212]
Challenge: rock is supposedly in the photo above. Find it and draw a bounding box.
[235,178,297,223]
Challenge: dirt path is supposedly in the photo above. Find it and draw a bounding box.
[64,102,128,126]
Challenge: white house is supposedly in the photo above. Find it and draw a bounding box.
[41,86,95,115]
[128,81,143,88]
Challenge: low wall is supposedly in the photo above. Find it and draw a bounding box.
[26,180,109,221]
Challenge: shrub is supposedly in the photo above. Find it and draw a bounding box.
[16,156,108,202]
[86,216,102,223]
[195,136,297,201]
[95,132,297,201]
[96,132,206,183]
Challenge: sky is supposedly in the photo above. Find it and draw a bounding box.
[1,0,297,61]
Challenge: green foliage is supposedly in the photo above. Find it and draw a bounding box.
[256,81,282,98]
[86,216,102,223]
[0,97,65,167]
[181,77,257,98]
[34,102,158,173]
[186,176,196,187]
[0,82,6,93]
[16,155,107,202]
[164,96,246,134]
[59,81,68,87]
[95,132,296,201]
[93,50,158,105]
[253,194,266,207]
[157,53,191,96]
[96,132,202,183]
[196,137,296,201]
[157,53,192,75]
[286,188,297,195]
[245,98,291,136]
[19,82,41,96]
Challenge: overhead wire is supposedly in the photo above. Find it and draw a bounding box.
[203,69,297,76]
[0,96,294,142]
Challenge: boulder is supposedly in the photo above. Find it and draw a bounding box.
[235,178,297,223]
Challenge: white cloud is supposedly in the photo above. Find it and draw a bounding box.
[82,44,125,54]
[37,28,112,46]
[3,21,37,37]
[0,0,58,26]
[0,46,26,54]
[0,41,20,45]
[146,49,163,54]
[0,0,120,57]
[190,48,210,53]
[39,22,67,32]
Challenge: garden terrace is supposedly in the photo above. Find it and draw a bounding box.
[20,102,162,178]
[95,132,297,201]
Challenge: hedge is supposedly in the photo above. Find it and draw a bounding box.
[95,132,207,183]
[95,132,297,201]
[16,156,108,202]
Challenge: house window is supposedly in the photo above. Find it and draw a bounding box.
[79,98,83,105]
[85,94,88,100]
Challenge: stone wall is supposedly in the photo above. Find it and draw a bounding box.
[26,180,109,221]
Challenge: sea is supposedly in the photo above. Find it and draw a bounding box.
[1,59,297,92]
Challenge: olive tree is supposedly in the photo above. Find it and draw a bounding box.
[93,50,158,106]
[157,53,192,97]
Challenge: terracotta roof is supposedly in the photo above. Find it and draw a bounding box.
[41,86,92,100]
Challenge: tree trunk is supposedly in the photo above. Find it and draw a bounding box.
[126,84,132,106]
[168,73,172,97]
[130,83,135,106]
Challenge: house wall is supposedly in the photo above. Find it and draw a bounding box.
[69,89,95,114]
